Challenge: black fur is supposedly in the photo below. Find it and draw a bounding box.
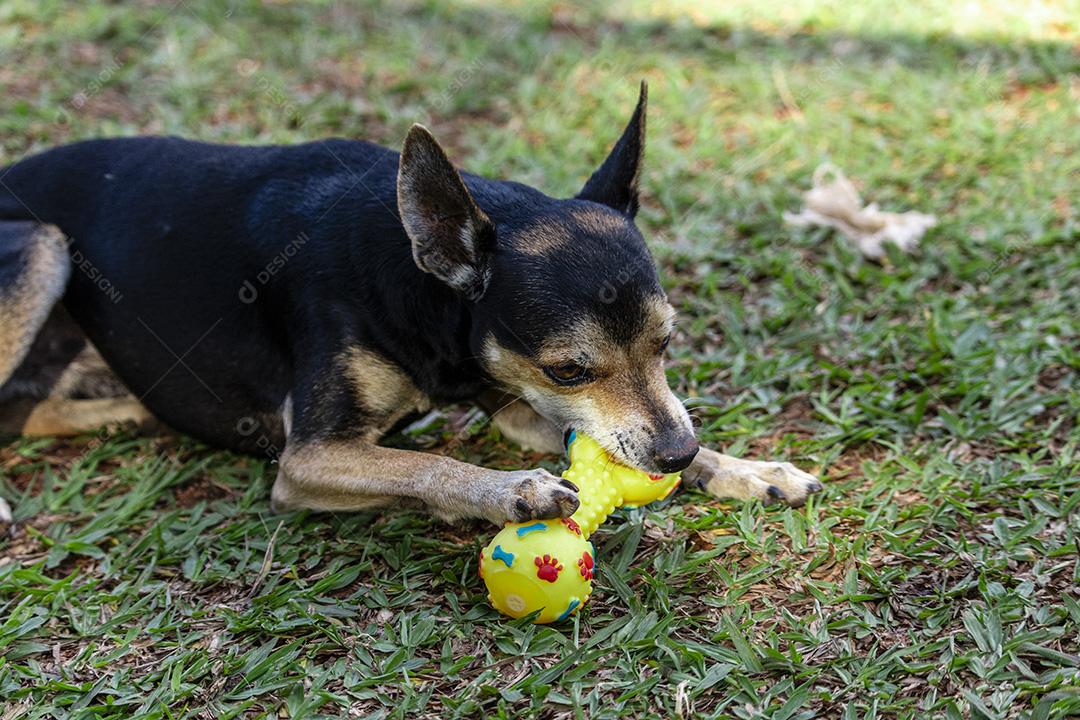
[0,220,37,290]
[577,81,647,217]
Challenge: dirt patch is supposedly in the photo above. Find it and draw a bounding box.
[825,443,889,482]
[172,476,235,508]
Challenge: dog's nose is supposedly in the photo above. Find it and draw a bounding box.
[652,433,699,474]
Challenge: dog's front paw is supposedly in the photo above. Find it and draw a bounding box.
[685,448,823,508]
[503,468,580,523]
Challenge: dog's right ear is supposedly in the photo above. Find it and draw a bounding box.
[397,124,497,301]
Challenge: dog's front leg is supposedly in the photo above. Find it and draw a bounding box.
[271,342,578,524]
[684,447,823,507]
[272,440,579,524]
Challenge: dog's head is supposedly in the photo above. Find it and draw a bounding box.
[397,82,697,474]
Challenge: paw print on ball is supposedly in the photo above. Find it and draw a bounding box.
[562,517,582,536]
[578,551,594,580]
[534,554,563,582]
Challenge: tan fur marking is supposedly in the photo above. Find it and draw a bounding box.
[513,207,635,257]
[16,396,154,436]
[482,335,545,388]
[569,206,631,237]
[644,295,677,338]
[0,225,70,386]
[51,343,128,399]
[513,223,573,256]
[539,318,615,367]
[339,347,430,437]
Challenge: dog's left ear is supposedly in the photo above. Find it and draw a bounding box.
[397,124,497,301]
[576,81,647,218]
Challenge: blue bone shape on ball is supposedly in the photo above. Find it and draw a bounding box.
[491,545,515,568]
[516,522,548,538]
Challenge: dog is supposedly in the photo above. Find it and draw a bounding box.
[0,83,821,525]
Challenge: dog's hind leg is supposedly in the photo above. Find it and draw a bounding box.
[0,221,70,522]
[0,222,70,387]
[1,396,155,437]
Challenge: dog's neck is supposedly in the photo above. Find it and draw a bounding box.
[333,228,491,404]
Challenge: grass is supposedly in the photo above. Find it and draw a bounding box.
[1,0,1078,717]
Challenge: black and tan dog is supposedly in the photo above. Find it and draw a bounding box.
[0,84,821,524]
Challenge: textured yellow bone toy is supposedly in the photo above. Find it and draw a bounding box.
[479,430,680,623]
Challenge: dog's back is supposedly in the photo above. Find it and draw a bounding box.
[0,138,366,446]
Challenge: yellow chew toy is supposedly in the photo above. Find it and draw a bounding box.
[479,430,680,623]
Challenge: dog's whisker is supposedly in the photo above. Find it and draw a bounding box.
[484,394,525,425]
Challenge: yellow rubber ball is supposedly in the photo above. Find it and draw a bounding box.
[480,517,594,624]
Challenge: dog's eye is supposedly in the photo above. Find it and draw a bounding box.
[657,334,671,353]
[544,362,590,386]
